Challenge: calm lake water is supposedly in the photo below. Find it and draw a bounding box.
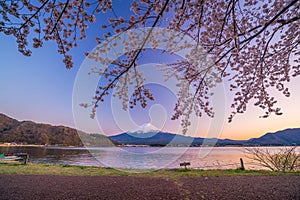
[0,146,297,170]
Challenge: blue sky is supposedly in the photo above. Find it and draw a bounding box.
[1,1,299,140]
[0,0,128,127]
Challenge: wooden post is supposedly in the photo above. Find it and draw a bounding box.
[23,154,28,164]
[240,158,245,170]
[16,153,28,164]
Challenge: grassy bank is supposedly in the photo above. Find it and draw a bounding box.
[1,162,300,178]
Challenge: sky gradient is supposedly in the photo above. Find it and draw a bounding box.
[1,2,299,140]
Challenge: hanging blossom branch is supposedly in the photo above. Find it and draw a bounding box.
[0,0,112,68]
[165,0,300,125]
[88,0,170,119]
[1,0,300,132]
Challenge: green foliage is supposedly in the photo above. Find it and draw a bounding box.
[61,164,72,168]
[1,162,299,178]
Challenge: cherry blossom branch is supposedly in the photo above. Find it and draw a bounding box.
[92,0,170,115]
[49,0,70,35]
[18,0,50,30]
[240,0,299,45]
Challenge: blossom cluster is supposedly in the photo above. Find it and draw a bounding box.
[91,0,299,131]
[0,0,112,68]
[2,0,300,132]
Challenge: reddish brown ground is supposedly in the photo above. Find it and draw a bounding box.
[0,175,299,199]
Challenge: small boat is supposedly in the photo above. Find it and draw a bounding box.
[0,153,23,161]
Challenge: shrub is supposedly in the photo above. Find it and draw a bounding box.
[245,146,300,172]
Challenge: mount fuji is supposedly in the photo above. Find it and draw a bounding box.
[109,123,203,146]
[109,124,300,146]
[127,123,160,138]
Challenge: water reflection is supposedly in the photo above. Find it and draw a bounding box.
[1,146,297,170]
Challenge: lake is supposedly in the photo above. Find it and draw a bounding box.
[0,146,297,170]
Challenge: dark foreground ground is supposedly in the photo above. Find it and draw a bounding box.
[0,175,299,200]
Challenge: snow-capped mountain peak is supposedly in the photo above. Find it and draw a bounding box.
[128,123,159,134]
[126,123,161,138]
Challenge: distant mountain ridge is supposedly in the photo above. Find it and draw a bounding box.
[0,113,115,147]
[1,113,299,146]
[109,128,300,146]
[247,128,300,146]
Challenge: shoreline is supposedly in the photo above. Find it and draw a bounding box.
[1,162,300,177]
[1,144,299,148]
[0,144,45,147]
